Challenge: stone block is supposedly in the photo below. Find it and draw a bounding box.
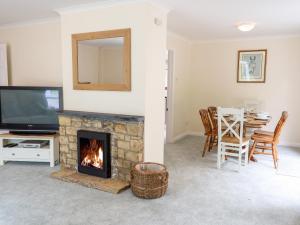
[59,136,68,145]
[60,154,67,164]
[69,143,77,151]
[71,117,82,122]
[59,116,71,126]
[66,127,77,136]
[67,159,77,166]
[103,121,113,131]
[125,151,139,162]
[123,160,132,170]
[114,123,126,134]
[130,140,143,152]
[127,123,140,136]
[59,127,65,136]
[117,140,130,150]
[118,149,125,159]
[114,133,125,140]
[138,153,143,162]
[72,121,82,128]
[97,121,102,128]
[125,135,130,141]
[116,159,123,168]
[60,145,69,153]
[71,151,78,159]
[68,136,76,143]
[91,120,101,128]
[111,147,118,158]
[83,122,92,128]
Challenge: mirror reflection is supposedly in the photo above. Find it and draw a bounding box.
[78,37,124,84]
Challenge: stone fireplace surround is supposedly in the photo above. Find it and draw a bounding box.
[58,110,144,181]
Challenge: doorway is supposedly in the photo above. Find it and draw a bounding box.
[165,50,174,143]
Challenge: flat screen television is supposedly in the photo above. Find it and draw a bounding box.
[0,86,63,133]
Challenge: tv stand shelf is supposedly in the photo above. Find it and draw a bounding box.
[0,133,59,167]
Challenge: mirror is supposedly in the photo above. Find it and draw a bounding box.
[72,29,131,91]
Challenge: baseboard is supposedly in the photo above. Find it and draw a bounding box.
[171,131,204,143]
[186,131,204,137]
[278,141,300,148]
[171,132,190,142]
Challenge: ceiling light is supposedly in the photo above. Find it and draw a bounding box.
[237,22,256,32]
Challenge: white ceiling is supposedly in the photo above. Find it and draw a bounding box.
[158,0,300,40]
[0,0,104,25]
[0,0,300,40]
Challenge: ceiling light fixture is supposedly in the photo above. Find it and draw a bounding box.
[237,22,256,32]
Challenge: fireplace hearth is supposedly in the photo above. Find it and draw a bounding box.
[77,130,111,178]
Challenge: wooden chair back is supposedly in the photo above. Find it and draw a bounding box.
[199,109,212,135]
[273,111,288,142]
[208,106,217,129]
[218,107,244,144]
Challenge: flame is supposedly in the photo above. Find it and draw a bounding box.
[81,140,103,169]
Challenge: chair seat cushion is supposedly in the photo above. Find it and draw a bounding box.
[251,133,274,142]
[254,130,274,137]
[221,136,250,144]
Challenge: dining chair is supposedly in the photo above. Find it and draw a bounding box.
[208,106,217,130]
[249,111,288,169]
[199,109,217,157]
[217,107,250,170]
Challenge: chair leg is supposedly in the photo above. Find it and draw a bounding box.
[217,143,221,169]
[274,145,279,161]
[272,145,278,169]
[202,135,211,157]
[238,147,242,171]
[249,141,257,161]
[209,136,215,151]
[244,144,249,166]
[262,143,266,153]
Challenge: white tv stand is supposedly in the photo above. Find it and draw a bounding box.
[0,133,59,167]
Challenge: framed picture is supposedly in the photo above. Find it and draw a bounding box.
[237,49,267,83]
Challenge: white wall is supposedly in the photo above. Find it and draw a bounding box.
[189,36,300,145]
[166,32,192,140]
[143,4,167,163]
[0,43,8,85]
[0,21,62,86]
[59,2,167,163]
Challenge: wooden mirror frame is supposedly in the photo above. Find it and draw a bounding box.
[72,28,131,91]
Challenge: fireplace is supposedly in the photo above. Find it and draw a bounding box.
[77,130,111,178]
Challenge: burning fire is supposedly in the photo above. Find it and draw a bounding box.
[81,139,103,169]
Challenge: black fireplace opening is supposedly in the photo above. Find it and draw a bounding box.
[77,130,111,178]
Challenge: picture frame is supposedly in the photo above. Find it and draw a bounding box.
[237,49,267,83]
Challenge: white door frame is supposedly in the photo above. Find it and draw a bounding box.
[165,49,174,143]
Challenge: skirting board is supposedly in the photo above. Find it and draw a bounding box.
[171,131,203,143]
[171,131,190,143]
[171,131,300,148]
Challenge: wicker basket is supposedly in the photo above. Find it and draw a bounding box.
[130,162,168,199]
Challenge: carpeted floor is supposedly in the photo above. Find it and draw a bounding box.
[0,135,300,225]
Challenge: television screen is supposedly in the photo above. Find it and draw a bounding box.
[0,87,63,131]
